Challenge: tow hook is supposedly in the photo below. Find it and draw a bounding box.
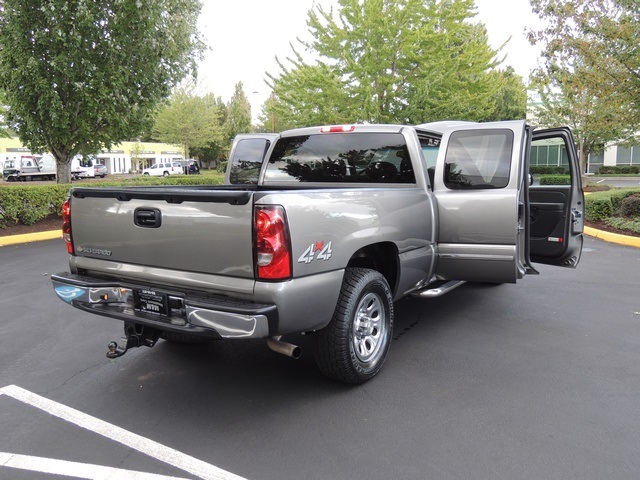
[106,324,160,359]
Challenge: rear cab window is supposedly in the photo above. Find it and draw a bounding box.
[264,133,416,184]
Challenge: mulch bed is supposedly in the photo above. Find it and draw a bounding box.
[0,215,62,236]
[586,219,640,238]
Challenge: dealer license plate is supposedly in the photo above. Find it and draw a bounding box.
[134,289,169,316]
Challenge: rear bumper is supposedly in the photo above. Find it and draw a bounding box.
[51,272,275,339]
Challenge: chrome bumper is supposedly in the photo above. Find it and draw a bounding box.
[51,272,274,339]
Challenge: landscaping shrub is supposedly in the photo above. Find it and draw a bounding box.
[539,175,571,185]
[585,195,614,221]
[620,194,640,217]
[598,165,640,174]
[0,185,70,227]
[609,189,640,212]
[584,188,640,221]
[605,217,640,234]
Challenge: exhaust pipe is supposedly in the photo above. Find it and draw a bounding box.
[267,336,301,359]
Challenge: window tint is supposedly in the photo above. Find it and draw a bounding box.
[265,133,415,184]
[444,130,513,189]
[229,138,271,184]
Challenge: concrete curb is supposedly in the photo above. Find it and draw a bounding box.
[0,230,62,247]
[583,226,640,249]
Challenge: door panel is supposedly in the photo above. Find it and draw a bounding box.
[433,121,528,284]
[529,129,584,267]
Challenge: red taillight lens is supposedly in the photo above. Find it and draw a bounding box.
[254,206,291,280]
[62,198,74,255]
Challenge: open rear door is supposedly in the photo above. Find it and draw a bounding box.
[432,120,530,284]
[431,122,584,284]
[528,128,584,267]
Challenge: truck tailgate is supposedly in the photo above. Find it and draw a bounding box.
[69,187,255,278]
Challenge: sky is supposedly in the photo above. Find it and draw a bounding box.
[196,0,543,121]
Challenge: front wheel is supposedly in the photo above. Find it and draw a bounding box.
[315,268,394,384]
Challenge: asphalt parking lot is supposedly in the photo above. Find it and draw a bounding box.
[1,236,639,479]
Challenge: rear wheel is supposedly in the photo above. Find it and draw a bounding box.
[163,171,169,177]
[315,268,393,384]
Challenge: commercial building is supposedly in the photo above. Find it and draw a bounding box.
[0,138,184,175]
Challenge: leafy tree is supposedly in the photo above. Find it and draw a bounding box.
[528,0,640,177]
[0,0,204,183]
[484,67,527,122]
[264,0,508,128]
[224,82,253,142]
[262,63,352,131]
[154,85,224,163]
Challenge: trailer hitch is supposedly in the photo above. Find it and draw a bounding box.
[107,323,160,359]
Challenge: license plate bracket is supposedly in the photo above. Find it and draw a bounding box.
[134,288,169,316]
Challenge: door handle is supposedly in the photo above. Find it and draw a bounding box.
[134,208,162,228]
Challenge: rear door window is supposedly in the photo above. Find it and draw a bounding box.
[443,129,513,189]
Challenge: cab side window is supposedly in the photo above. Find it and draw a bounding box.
[229,138,271,184]
[444,130,513,189]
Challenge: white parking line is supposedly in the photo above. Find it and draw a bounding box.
[0,385,247,480]
[0,452,190,479]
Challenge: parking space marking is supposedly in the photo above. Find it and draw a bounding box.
[0,452,190,479]
[0,385,247,480]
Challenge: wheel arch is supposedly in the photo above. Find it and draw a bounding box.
[346,242,399,296]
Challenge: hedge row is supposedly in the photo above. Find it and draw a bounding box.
[598,165,640,174]
[585,188,640,221]
[0,175,225,228]
[539,175,571,185]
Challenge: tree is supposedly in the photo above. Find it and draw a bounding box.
[484,67,527,122]
[264,0,508,128]
[0,0,204,183]
[528,0,640,177]
[153,85,225,163]
[223,82,253,143]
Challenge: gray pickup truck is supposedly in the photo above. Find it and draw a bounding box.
[52,121,584,383]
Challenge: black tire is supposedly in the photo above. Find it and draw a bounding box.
[315,268,394,384]
[163,171,169,177]
[160,331,207,343]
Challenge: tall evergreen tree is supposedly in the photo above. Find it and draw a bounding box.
[224,82,253,143]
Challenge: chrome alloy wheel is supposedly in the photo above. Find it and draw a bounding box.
[352,292,387,363]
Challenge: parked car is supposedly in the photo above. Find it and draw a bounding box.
[185,160,200,174]
[176,160,200,174]
[94,164,107,178]
[142,162,183,177]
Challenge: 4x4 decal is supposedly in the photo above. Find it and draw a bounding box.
[298,241,333,264]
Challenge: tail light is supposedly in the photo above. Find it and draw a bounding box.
[62,198,74,255]
[254,206,291,280]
